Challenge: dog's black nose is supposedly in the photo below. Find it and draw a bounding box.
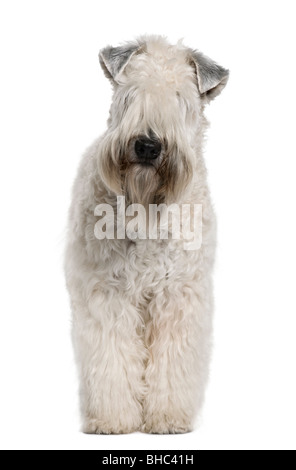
[135,138,161,161]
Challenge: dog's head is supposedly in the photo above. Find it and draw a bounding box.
[98,36,229,205]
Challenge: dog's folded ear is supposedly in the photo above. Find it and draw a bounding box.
[190,50,229,101]
[99,43,143,83]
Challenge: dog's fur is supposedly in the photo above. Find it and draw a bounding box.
[65,36,229,434]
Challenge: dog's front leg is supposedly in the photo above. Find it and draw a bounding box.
[143,282,213,434]
[72,293,146,434]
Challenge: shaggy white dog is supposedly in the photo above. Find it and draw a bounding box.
[65,36,229,434]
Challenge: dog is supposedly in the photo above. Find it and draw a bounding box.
[65,35,229,434]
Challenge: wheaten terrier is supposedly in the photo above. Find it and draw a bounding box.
[65,35,229,434]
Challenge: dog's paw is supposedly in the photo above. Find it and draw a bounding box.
[143,416,193,435]
[82,418,141,435]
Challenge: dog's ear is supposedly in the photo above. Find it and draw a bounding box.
[190,50,229,101]
[99,43,142,83]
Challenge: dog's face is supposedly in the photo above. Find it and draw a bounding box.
[98,36,229,205]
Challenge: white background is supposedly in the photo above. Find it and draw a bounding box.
[0,0,295,451]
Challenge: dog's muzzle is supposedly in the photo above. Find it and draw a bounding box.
[134,137,162,164]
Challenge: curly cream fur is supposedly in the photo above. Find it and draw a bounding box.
[65,35,228,434]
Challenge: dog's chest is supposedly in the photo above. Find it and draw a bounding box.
[123,240,192,294]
